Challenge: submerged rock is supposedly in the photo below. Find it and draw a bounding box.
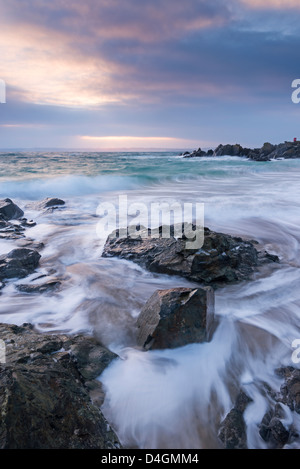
[0,198,24,221]
[16,278,61,294]
[102,225,279,288]
[136,287,215,350]
[32,197,66,211]
[0,323,120,449]
[0,248,41,281]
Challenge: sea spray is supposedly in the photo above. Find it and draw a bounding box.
[0,152,300,447]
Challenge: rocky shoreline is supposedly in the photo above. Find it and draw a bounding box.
[0,196,299,449]
[181,140,300,161]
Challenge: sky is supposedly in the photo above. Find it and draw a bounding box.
[0,0,300,150]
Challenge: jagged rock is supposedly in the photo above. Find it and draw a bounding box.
[261,142,276,156]
[0,323,120,449]
[218,391,253,449]
[0,198,24,220]
[0,219,25,240]
[181,140,300,161]
[0,248,41,281]
[277,367,300,414]
[0,214,36,241]
[136,287,215,350]
[102,225,279,288]
[214,144,244,157]
[259,405,290,447]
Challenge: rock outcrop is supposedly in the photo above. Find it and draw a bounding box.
[136,287,215,350]
[181,140,300,162]
[30,197,66,211]
[0,198,24,220]
[0,323,120,449]
[102,225,279,288]
[0,248,41,281]
[256,367,300,448]
[259,405,290,448]
[218,391,253,449]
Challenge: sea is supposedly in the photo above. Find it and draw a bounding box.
[0,150,300,449]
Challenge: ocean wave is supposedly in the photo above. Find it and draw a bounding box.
[0,174,152,200]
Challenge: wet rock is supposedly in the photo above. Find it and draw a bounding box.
[0,323,120,449]
[277,367,300,414]
[0,219,26,240]
[136,287,215,350]
[102,225,279,288]
[218,391,253,449]
[15,238,45,251]
[20,218,36,228]
[16,279,61,294]
[0,198,24,220]
[33,197,65,211]
[0,248,41,281]
[259,405,290,447]
[181,140,300,161]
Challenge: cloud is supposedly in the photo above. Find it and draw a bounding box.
[0,0,299,149]
[239,0,300,9]
[1,0,298,111]
[2,0,230,42]
[0,0,233,108]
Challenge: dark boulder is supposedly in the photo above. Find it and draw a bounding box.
[218,391,253,449]
[40,197,65,208]
[261,142,275,156]
[259,405,290,448]
[214,144,244,157]
[277,366,300,414]
[102,225,279,288]
[136,287,215,350]
[255,367,300,448]
[0,198,24,221]
[0,323,120,449]
[0,248,41,281]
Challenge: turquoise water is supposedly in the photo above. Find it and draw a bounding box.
[0,150,299,201]
[0,151,300,449]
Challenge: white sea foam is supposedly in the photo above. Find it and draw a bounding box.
[0,153,300,448]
